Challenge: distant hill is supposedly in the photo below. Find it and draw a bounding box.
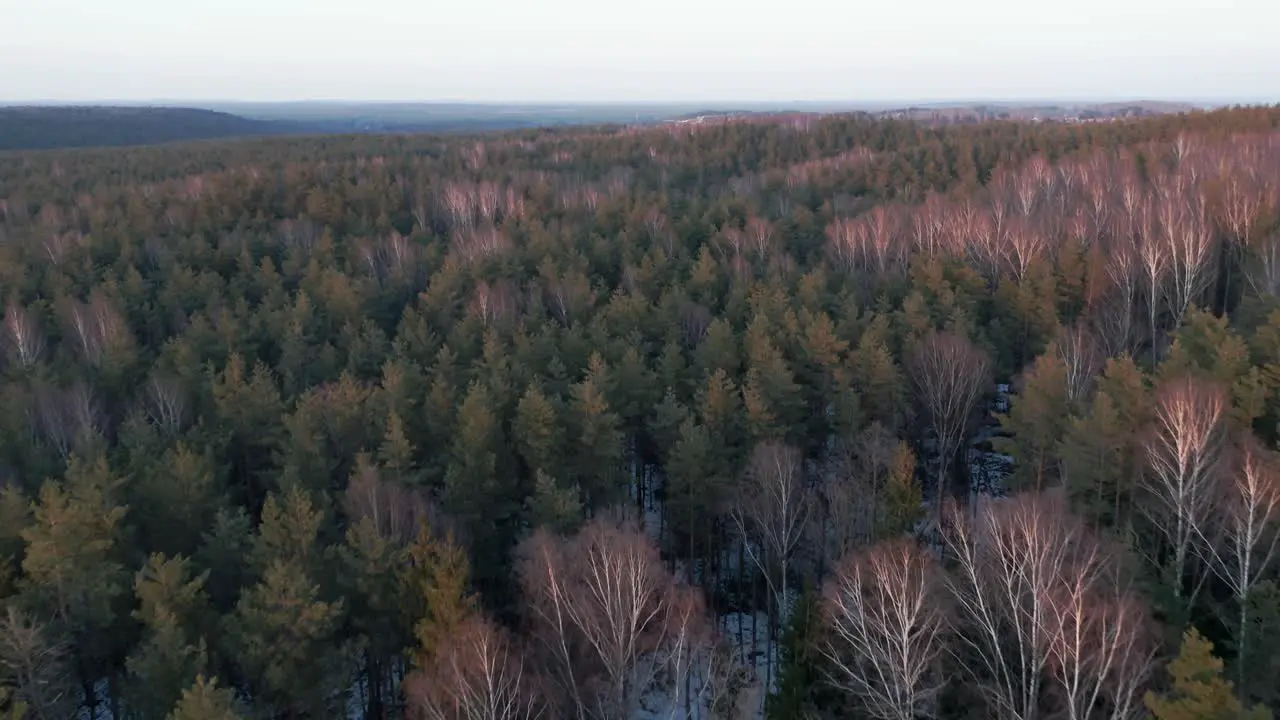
[0,106,305,151]
[195,101,707,133]
[0,103,700,150]
[1,100,1224,152]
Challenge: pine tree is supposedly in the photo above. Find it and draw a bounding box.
[991,260,1059,370]
[1161,309,1268,426]
[1242,582,1280,708]
[230,483,346,717]
[166,676,244,720]
[398,525,475,668]
[1059,390,1127,527]
[19,455,128,713]
[798,311,848,389]
[374,359,423,431]
[768,583,829,720]
[251,486,325,574]
[1145,628,1272,720]
[210,354,284,506]
[229,561,346,717]
[700,368,744,449]
[133,443,220,558]
[422,364,458,488]
[281,372,377,496]
[1059,357,1149,529]
[569,354,625,509]
[0,487,28,601]
[744,319,805,439]
[797,310,850,444]
[377,409,420,486]
[1162,309,1252,386]
[848,315,905,430]
[444,381,518,584]
[689,246,725,306]
[513,383,563,478]
[336,509,409,720]
[743,369,778,442]
[665,417,723,575]
[1097,356,1151,433]
[996,350,1069,492]
[877,441,924,539]
[195,507,253,613]
[1248,308,1280,443]
[647,388,691,462]
[479,328,516,415]
[616,345,660,431]
[656,340,690,399]
[528,470,582,534]
[696,318,741,379]
[125,554,211,720]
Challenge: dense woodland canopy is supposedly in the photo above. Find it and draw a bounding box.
[2,106,1280,719]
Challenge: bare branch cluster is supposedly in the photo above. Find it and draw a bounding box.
[470,279,519,329]
[407,616,545,720]
[344,459,434,545]
[452,225,513,265]
[356,231,421,285]
[518,518,716,720]
[822,539,947,720]
[30,380,104,459]
[944,492,1155,720]
[1140,376,1228,602]
[3,301,45,369]
[732,442,813,626]
[909,332,991,512]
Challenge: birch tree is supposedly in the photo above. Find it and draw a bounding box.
[943,492,1134,720]
[1140,377,1227,605]
[518,518,704,720]
[733,442,812,629]
[1203,437,1280,698]
[407,616,544,720]
[909,332,991,521]
[822,539,948,720]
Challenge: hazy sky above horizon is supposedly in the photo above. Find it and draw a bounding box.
[3,0,1277,104]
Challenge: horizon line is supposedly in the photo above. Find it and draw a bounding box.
[2,97,1273,107]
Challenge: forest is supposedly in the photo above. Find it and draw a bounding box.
[1,106,1280,720]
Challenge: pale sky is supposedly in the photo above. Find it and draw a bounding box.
[2,0,1277,103]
